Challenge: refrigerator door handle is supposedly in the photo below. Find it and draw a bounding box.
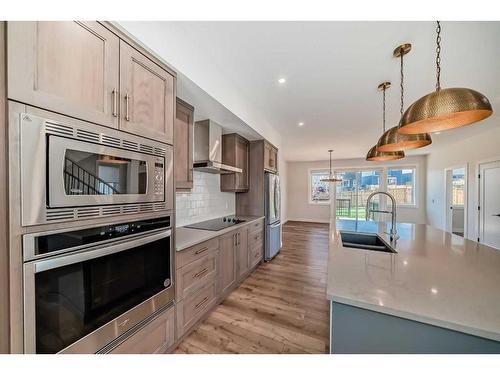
[270,221,281,228]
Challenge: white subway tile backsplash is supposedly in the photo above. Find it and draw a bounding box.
[175,171,235,227]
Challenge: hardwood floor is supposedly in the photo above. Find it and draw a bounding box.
[173,221,330,354]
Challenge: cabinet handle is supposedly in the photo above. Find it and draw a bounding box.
[254,235,261,240]
[195,296,209,310]
[195,247,208,255]
[124,94,131,121]
[112,89,118,117]
[193,268,208,278]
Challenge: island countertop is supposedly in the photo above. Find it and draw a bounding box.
[175,215,265,252]
[327,219,500,342]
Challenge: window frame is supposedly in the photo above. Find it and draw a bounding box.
[386,166,418,208]
[308,168,332,205]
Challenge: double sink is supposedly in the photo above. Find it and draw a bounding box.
[340,231,396,254]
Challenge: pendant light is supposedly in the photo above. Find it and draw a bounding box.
[321,150,342,182]
[398,21,492,135]
[376,44,432,151]
[366,82,405,161]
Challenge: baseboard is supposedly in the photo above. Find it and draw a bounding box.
[285,217,330,224]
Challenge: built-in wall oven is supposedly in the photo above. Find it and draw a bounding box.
[23,216,174,354]
[16,109,173,226]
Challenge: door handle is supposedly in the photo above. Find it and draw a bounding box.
[124,94,131,121]
[493,214,500,217]
[112,89,118,117]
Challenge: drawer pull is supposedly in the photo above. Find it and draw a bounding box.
[254,235,261,240]
[195,247,208,255]
[195,296,209,310]
[193,268,208,278]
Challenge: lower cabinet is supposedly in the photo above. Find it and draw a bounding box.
[109,306,175,354]
[176,281,218,337]
[237,227,249,279]
[219,230,238,298]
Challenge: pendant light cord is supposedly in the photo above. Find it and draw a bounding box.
[400,48,404,117]
[382,86,386,133]
[436,21,442,91]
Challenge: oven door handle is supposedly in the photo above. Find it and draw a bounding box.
[33,229,171,273]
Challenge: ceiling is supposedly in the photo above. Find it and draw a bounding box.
[120,21,500,161]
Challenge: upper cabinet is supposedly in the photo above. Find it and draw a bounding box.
[7,21,175,145]
[220,133,249,192]
[119,41,174,144]
[7,21,120,128]
[175,98,194,190]
[264,141,278,173]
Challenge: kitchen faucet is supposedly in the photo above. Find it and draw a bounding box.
[365,191,399,242]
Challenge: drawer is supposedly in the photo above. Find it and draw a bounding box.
[249,229,264,243]
[176,237,219,269]
[248,219,264,235]
[176,281,217,338]
[176,252,217,300]
[249,241,263,268]
[109,306,175,354]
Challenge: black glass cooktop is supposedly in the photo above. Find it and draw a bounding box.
[184,216,246,231]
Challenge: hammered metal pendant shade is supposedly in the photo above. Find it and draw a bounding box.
[377,43,432,152]
[377,122,432,152]
[366,145,405,161]
[398,87,493,135]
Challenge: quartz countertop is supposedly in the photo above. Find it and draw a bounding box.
[175,216,265,252]
[327,219,500,342]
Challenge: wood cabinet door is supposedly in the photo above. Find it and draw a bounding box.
[219,231,237,297]
[237,227,249,279]
[264,141,278,173]
[7,21,120,128]
[175,98,194,190]
[235,136,249,190]
[119,40,174,144]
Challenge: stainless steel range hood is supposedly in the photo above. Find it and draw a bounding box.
[193,119,242,174]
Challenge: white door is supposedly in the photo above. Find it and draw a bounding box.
[479,161,500,249]
[445,167,466,236]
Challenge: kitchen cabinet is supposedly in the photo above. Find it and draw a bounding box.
[176,281,218,338]
[7,21,120,129]
[264,141,278,173]
[219,230,238,297]
[7,21,176,145]
[220,133,249,192]
[119,41,175,144]
[175,98,194,190]
[109,305,175,354]
[237,227,249,279]
[248,219,264,268]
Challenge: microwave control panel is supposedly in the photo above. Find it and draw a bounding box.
[154,158,165,196]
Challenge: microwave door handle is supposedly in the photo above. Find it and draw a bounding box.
[33,229,171,273]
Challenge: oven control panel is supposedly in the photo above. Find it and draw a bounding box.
[154,158,165,196]
[26,216,171,260]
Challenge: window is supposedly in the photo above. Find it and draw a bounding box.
[387,168,416,206]
[309,170,330,204]
[452,168,465,206]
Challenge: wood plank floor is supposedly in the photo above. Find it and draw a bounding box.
[173,221,330,354]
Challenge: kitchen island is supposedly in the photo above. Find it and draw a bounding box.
[327,219,500,354]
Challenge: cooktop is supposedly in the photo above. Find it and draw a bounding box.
[184,216,246,231]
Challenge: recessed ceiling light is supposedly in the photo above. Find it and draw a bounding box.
[278,77,286,84]
[298,122,304,127]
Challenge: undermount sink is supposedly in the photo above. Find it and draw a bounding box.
[340,231,396,253]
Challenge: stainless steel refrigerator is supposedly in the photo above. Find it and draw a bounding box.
[265,172,281,260]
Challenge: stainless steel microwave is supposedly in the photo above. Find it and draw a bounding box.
[15,110,173,226]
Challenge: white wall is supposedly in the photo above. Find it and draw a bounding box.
[175,171,235,227]
[426,126,500,240]
[286,155,427,224]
